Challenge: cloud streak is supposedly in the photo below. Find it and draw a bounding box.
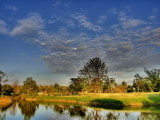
[11,13,44,39]
[72,13,102,32]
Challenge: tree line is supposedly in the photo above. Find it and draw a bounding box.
[0,57,160,97]
[69,57,160,94]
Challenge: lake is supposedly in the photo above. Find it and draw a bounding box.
[0,101,160,120]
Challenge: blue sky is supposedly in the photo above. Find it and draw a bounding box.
[0,0,160,85]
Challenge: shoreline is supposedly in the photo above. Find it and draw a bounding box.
[0,97,12,108]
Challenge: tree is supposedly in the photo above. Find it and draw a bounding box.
[69,78,85,94]
[103,77,117,93]
[133,74,143,92]
[22,77,38,97]
[2,84,14,95]
[79,57,108,93]
[115,81,128,93]
[144,68,160,92]
[54,83,62,95]
[0,71,8,97]
[12,81,20,94]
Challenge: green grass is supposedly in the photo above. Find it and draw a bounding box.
[34,92,160,109]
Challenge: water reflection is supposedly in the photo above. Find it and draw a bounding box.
[0,101,160,120]
[52,104,121,120]
[53,104,87,117]
[18,101,39,120]
[138,112,160,120]
[69,106,86,117]
[0,113,6,120]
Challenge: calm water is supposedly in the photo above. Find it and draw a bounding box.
[0,101,160,120]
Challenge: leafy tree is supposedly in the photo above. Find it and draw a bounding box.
[2,84,14,95]
[79,57,108,93]
[69,78,85,94]
[143,79,153,92]
[54,83,62,95]
[127,85,135,93]
[144,68,160,92]
[115,81,128,93]
[103,77,117,93]
[22,77,38,97]
[133,74,144,92]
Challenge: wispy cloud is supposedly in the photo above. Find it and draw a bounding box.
[11,13,44,39]
[121,19,145,29]
[72,13,102,32]
[118,12,146,29]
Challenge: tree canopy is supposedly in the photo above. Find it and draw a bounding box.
[22,77,38,97]
[79,57,108,93]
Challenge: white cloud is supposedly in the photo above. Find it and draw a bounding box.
[117,11,146,29]
[121,19,146,29]
[72,13,102,32]
[11,13,44,38]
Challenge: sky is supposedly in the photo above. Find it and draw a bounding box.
[0,0,160,85]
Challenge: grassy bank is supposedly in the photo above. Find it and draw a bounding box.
[32,92,160,109]
[0,97,12,107]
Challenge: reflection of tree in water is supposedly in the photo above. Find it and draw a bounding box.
[0,103,12,112]
[10,102,17,116]
[68,106,86,117]
[53,104,121,120]
[85,110,101,120]
[0,113,6,120]
[106,112,120,120]
[53,104,86,118]
[18,101,39,120]
[53,104,69,114]
[125,112,130,118]
[85,110,120,120]
[137,112,160,120]
[0,103,12,120]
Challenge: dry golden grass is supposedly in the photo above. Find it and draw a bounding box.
[0,97,12,107]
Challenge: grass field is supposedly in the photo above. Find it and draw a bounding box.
[35,92,160,108]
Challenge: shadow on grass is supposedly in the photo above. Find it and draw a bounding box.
[89,98,124,110]
[143,94,160,107]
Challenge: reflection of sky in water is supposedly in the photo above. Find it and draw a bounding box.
[1,103,159,120]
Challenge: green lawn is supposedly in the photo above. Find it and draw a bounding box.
[35,92,160,108]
